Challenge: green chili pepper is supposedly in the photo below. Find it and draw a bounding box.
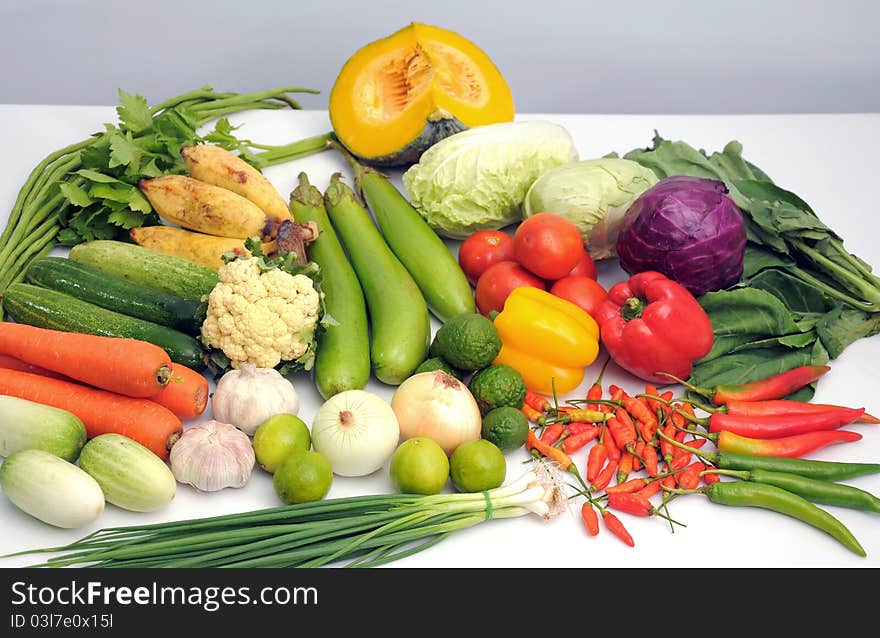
[712,469,880,513]
[705,481,866,557]
[657,429,880,481]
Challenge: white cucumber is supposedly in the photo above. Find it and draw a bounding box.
[79,434,176,512]
[0,449,105,528]
[0,395,87,462]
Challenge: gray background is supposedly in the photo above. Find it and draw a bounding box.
[1,0,877,113]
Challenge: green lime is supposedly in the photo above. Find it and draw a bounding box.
[468,364,526,415]
[430,313,501,372]
[389,437,450,495]
[273,451,333,505]
[413,357,463,380]
[253,414,311,473]
[449,439,506,493]
[481,406,529,453]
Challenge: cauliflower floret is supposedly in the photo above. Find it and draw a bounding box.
[201,258,321,369]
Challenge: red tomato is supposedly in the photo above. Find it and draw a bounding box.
[550,276,608,318]
[514,212,585,280]
[565,251,597,280]
[458,230,515,286]
[475,261,546,316]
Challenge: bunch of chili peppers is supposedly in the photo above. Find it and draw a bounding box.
[522,363,880,556]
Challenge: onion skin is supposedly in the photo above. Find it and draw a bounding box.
[391,371,482,456]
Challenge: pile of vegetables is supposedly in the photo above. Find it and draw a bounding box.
[0,21,878,569]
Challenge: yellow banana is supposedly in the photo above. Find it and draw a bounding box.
[129,226,275,271]
[181,145,291,224]
[139,175,277,240]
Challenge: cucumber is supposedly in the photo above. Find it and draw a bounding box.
[68,239,218,301]
[78,433,176,512]
[324,174,430,385]
[0,396,87,462]
[0,449,105,528]
[4,284,208,371]
[26,257,203,334]
[359,169,476,322]
[289,174,370,399]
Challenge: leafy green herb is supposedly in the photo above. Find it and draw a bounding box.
[0,85,330,319]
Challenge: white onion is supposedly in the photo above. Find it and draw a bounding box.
[391,371,482,456]
[311,390,400,477]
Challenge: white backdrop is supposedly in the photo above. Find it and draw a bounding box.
[1,0,877,114]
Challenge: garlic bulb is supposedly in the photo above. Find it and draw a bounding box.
[170,420,255,492]
[212,363,300,436]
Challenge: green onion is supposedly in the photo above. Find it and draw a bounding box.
[5,462,567,568]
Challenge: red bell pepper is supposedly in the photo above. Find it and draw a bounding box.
[594,271,713,384]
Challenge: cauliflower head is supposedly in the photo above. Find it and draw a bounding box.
[201,257,321,369]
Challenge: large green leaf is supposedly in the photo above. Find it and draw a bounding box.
[698,288,801,337]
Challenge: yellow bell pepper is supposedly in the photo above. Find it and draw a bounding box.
[493,286,599,395]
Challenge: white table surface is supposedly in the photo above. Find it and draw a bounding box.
[1,106,879,568]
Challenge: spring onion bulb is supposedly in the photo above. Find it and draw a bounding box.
[6,460,568,568]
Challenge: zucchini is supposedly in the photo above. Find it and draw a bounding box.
[4,284,208,371]
[0,396,87,462]
[0,449,105,528]
[68,239,218,301]
[26,257,204,334]
[79,434,176,512]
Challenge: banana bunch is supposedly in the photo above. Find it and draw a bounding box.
[136,146,311,270]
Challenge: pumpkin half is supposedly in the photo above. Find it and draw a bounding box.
[329,23,515,167]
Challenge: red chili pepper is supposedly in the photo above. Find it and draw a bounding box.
[586,357,610,411]
[591,459,618,493]
[673,437,705,461]
[526,429,575,470]
[677,462,706,489]
[642,446,659,477]
[601,510,635,547]
[524,390,551,413]
[668,453,691,473]
[604,477,651,494]
[636,479,663,499]
[603,426,621,462]
[644,384,663,413]
[617,451,633,484]
[581,502,600,536]
[586,443,608,482]
[707,408,865,439]
[562,426,600,453]
[702,471,721,485]
[567,422,597,436]
[719,398,880,424]
[623,396,659,432]
[607,492,653,517]
[665,364,831,405]
[608,414,636,449]
[660,423,677,462]
[632,441,645,472]
[540,423,565,445]
[714,429,862,458]
[521,405,545,425]
[661,474,676,491]
[609,384,627,400]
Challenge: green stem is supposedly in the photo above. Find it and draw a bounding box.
[829,238,880,288]
[790,238,880,306]
[189,87,317,113]
[255,132,334,166]
[149,86,219,115]
[0,218,60,292]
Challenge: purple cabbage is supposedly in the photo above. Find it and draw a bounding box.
[616,176,747,296]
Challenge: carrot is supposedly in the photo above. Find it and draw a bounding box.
[149,363,209,420]
[0,369,182,459]
[0,323,173,398]
[0,354,69,380]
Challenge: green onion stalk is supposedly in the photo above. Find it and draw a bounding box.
[5,462,568,568]
[0,86,334,319]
